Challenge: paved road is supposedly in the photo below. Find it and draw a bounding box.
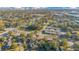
[0,28,16,36]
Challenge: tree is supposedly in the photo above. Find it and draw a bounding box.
[77,31,79,36]
[66,31,72,37]
[63,39,68,50]
[0,20,5,30]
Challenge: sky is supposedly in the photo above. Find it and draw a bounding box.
[0,0,79,7]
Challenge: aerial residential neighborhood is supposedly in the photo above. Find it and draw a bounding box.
[0,7,79,51]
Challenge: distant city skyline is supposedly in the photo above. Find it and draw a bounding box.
[0,7,79,11]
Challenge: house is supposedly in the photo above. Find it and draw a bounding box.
[42,25,59,35]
